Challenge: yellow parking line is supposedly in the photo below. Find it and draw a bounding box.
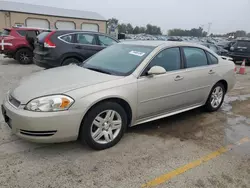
[142,137,250,188]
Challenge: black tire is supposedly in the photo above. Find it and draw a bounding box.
[15,48,33,64]
[80,102,127,150]
[62,58,80,66]
[205,82,225,112]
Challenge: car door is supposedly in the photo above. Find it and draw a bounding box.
[74,33,100,59]
[137,47,187,119]
[180,47,220,106]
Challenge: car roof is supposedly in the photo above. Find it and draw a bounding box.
[120,40,208,48]
[53,30,119,41]
[55,30,106,34]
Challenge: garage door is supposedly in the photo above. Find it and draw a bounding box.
[56,21,75,29]
[26,18,50,29]
[81,23,99,32]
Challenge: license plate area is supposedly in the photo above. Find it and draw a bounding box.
[1,105,12,128]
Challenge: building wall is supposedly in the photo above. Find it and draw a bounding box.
[0,11,11,29]
[0,11,106,33]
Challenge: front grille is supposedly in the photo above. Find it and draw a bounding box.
[8,95,21,108]
[20,130,57,137]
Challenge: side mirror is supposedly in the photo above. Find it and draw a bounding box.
[147,66,166,76]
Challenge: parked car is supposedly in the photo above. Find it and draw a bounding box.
[33,30,119,68]
[201,43,229,56]
[217,40,236,51]
[1,41,236,150]
[0,27,50,64]
[228,39,250,63]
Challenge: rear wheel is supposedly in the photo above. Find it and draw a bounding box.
[62,58,80,66]
[80,102,127,150]
[15,48,33,64]
[205,82,225,112]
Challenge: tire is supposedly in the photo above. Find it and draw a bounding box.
[15,48,33,64]
[62,58,80,66]
[80,102,127,150]
[205,82,225,112]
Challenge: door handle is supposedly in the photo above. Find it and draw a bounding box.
[174,75,184,81]
[208,70,215,74]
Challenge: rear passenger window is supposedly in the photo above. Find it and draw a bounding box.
[17,30,27,36]
[76,33,96,45]
[60,34,73,43]
[183,47,208,68]
[207,52,218,65]
[26,31,37,39]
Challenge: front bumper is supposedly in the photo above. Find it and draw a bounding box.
[1,98,83,143]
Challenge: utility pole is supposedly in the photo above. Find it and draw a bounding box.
[200,25,204,37]
[207,22,212,35]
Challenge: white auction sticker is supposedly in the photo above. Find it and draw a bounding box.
[129,51,145,57]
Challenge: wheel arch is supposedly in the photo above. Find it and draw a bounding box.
[78,97,133,137]
[14,46,32,55]
[60,53,86,65]
[216,79,228,93]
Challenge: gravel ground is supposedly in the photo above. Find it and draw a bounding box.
[0,55,250,188]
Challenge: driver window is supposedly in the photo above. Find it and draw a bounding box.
[149,47,181,71]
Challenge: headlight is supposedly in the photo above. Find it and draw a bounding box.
[25,95,74,112]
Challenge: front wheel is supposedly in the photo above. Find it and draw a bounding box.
[80,102,127,150]
[205,83,225,112]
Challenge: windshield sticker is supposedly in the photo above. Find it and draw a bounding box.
[129,51,145,57]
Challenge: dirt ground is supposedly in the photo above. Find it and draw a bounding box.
[0,56,250,188]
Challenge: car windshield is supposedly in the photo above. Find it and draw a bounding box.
[82,44,154,76]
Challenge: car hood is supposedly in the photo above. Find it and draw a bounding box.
[11,65,121,104]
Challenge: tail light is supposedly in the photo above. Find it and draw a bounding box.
[0,37,14,50]
[44,31,56,48]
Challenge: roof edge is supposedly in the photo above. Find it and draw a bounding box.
[0,10,107,22]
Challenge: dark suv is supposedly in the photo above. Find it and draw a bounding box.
[33,30,119,68]
[0,27,50,64]
[228,39,250,63]
[201,43,229,56]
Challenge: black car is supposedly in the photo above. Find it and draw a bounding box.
[228,39,250,63]
[201,43,229,56]
[33,30,119,68]
[217,41,236,51]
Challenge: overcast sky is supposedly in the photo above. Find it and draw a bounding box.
[5,0,250,34]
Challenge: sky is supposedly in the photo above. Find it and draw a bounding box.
[4,0,250,34]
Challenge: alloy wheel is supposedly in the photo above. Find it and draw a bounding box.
[210,86,223,108]
[90,110,122,144]
[20,52,30,63]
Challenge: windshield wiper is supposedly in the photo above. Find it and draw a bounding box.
[86,67,112,75]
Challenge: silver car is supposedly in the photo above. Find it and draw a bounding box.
[2,41,236,150]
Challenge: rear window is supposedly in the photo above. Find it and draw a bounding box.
[236,41,250,48]
[37,32,51,42]
[1,29,11,36]
[17,30,37,38]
